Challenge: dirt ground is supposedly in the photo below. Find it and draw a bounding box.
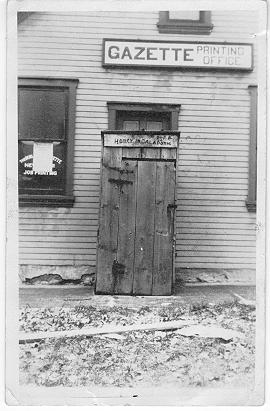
[19,284,255,307]
[19,292,255,390]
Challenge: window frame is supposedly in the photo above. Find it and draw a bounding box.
[246,85,257,212]
[107,102,180,130]
[18,77,79,207]
[157,11,213,35]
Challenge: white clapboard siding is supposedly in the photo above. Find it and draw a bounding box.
[18,11,257,269]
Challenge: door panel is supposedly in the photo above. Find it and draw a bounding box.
[141,147,161,159]
[96,154,176,295]
[114,160,137,294]
[96,148,122,294]
[152,162,176,295]
[132,161,157,295]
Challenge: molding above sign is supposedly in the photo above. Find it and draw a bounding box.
[102,132,179,148]
[103,39,253,71]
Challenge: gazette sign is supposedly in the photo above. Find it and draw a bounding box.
[103,39,253,70]
[103,133,178,148]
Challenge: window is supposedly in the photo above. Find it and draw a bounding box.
[157,11,213,35]
[246,85,257,212]
[117,111,170,131]
[107,103,180,130]
[18,78,78,207]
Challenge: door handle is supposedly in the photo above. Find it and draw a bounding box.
[167,204,177,209]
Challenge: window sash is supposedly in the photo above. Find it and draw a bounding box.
[157,11,213,34]
[18,87,68,141]
[108,102,180,130]
[116,110,171,130]
[18,77,78,207]
[169,11,200,21]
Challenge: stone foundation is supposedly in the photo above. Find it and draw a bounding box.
[176,268,256,285]
[19,264,95,282]
[19,264,256,285]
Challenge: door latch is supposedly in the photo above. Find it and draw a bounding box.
[167,204,177,210]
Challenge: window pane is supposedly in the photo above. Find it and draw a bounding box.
[19,88,67,140]
[18,141,66,194]
[169,11,200,20]
[116,110,171,130]
[123,120,140,131]
[146,121,163,131]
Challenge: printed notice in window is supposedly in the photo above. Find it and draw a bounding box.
[32,142,53,174]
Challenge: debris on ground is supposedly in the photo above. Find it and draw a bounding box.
[99,334,126,340]
[233,293,256,307]
[175,325,244,341]
[19,300,255,388]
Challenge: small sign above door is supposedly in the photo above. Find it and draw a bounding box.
[103,133,179,148]
[103,39,253,70]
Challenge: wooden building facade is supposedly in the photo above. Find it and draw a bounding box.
[17,10,258,287]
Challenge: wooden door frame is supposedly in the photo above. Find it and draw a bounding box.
[107,102,180,130]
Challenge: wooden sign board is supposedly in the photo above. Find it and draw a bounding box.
[103,133,178,148]
[103,39,253,70]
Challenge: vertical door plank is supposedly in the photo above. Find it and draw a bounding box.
[152,162,176,295]
[96,147,122,294]
[161,148,177,160]
[141,148,161,159]
[114,160,137,294]
[133,161,156,295]
[122,147,141,159]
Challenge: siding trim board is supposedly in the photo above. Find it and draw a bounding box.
[246,85,257,212]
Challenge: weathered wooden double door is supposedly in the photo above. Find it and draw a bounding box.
[96,133,178,296]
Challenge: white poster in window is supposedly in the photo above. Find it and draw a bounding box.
[32,142,53,174]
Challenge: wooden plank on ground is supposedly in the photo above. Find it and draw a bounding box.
[95,147,122,294]
[133,161,156,295]
[152,162,176,295]
[114,160,137,294]
[19,319,195,344]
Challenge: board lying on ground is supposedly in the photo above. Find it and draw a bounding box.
[19,319,194,344]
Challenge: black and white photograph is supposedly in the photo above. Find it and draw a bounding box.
[5,0,267,406]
